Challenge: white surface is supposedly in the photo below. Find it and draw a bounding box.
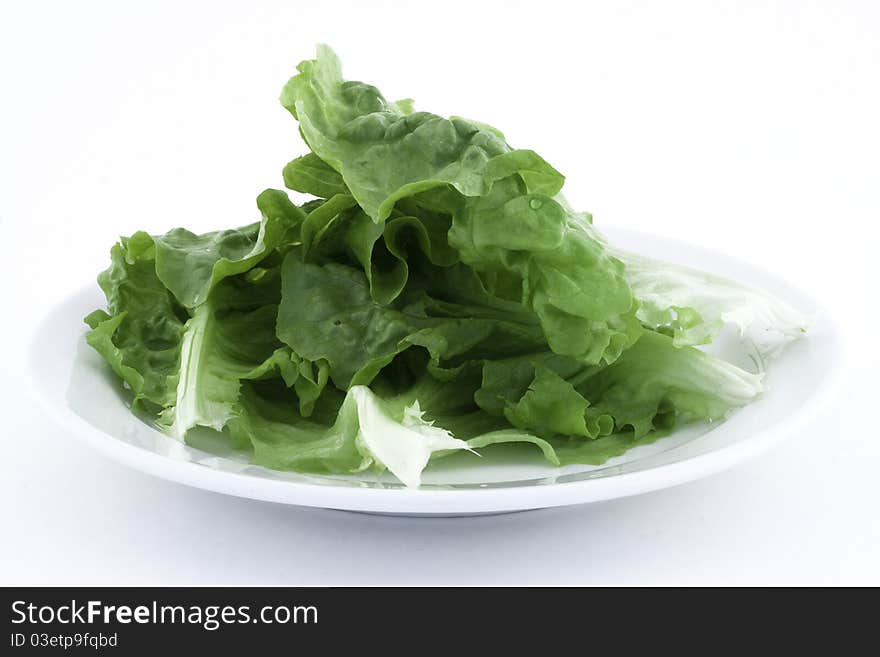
[29,233,839,515]
[1,0,878,583]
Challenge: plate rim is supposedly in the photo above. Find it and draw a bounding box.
[27,227,845,514]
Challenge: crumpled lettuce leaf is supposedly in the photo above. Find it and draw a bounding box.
[153,189,304,308]
[578,329,765,438]
[85,231,186,412]
[281,45,507,221]
[473,328,763,443]
[228,380,471,487]
[283,152,349,199]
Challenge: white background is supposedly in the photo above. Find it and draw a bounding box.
[1,0,878,585]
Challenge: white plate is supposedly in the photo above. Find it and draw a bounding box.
[28,228,842,516]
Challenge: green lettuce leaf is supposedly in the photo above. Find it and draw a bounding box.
[474,328,762,444]
[85,231,186,413]
[228,380,471,487]
[281,45,507,221]
[283,152,349,198]
[578,329,765,438]
[153,189,304,308]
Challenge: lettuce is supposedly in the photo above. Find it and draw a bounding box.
[610,248,810,357]
[281,45,640,366]
[85,46,806,487]
[85,231,186,413]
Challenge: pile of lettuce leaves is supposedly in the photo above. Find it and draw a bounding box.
[84,46,808,487]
